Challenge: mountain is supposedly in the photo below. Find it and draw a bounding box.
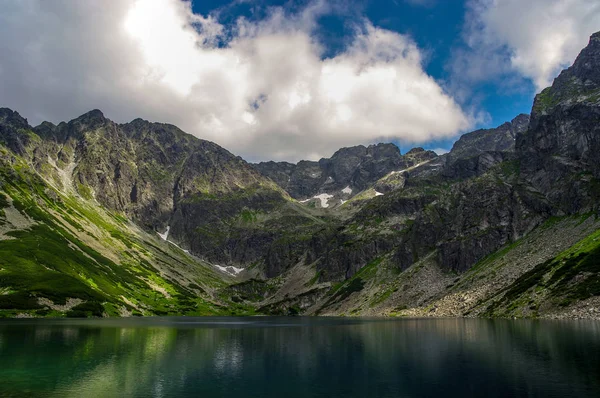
[0,32,599,319]
[253,144,437,205]
[290,32,600,318]
[446,114,529,164]
[518,31,600,213]
[0,108,318,316]
[251,33,600,318]
[0,116,240,317]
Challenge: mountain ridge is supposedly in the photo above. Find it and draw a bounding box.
[1,31,599,319]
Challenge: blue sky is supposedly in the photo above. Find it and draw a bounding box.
[0,0,597,161]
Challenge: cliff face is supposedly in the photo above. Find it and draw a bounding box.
[447,113,529,164]
[517,32,600,214]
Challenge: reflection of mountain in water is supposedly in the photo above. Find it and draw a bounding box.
[0,318,599,397]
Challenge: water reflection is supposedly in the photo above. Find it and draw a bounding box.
[0,317,598,397]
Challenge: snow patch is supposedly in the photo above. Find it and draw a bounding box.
[325,176,334,183]
[342,186,352,194]
[340,199,347,205]
[374,191,384,196]
[167,240,190,254]
[299,198,311,203]
[390,160,433,175]
[313,193,334,208]
[157,226,170,241]
[158,227,191,254]
[214,264,244,276]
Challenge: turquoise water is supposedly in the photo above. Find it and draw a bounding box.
[0,317,598,397]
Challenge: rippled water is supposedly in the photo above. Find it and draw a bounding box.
[0,317,599,397]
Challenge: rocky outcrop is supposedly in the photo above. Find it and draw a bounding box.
[0,108,35,155]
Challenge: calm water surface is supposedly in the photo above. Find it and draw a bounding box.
[0,317,599,397]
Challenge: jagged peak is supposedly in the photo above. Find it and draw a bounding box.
[77,109,105,120]
[330,144,366,156]
[367,142,398,150]
[36,120,56,128]
[406,147,425,155]
[531,31,600,117]
[329,142,401,161]
[33,121,57,138]
[0,107,29,129]
[511,114,530,123]
[70,109,108,132]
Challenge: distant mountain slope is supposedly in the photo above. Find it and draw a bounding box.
[253,144,437,202]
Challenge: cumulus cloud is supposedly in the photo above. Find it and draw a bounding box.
[454,0,600,92]
[0,0,470,161]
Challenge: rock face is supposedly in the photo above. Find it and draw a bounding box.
[253,144,437,200]
[517,32,600,214]
[0,108,32,155]
[446,114,529,164]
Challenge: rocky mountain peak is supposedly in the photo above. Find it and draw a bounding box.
[405,147,426,155]
[531,31,600,118]
[0,108,35,155]
[255,143,412,200]
[404,147,438,161]
[510,113,530,130]
[446,114,529,164]
[517,30,600,213]
[0,108,29,130]
[70,109,109,132]
[329,145,366,158]
[367,143,401,156]
[572,31,600,85]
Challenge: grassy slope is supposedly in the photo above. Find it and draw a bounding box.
[482,216,600,318]
[0,147,252,317]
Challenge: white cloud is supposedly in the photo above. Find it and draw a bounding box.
[0,0,470,162]
[459,0,600,92]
